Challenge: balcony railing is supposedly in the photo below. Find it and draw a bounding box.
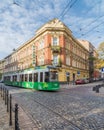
[51,45,61,53]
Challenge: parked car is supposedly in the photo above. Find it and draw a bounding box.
[75,79,85,85]
[83,78,89,83]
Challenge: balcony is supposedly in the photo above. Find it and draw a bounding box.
[51,45,61,53]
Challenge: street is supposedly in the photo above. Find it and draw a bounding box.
[1,82,104,130]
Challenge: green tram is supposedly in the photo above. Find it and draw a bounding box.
[3,66,60,91]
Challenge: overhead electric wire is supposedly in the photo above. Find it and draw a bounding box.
[80,20,104,37]
[80,14,104,31]
[52,0,79,28]
[70,0,102,27]
[58,0,73,19]
[85,0,101,15]
[59,0,79,19]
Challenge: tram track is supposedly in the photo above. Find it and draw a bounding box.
[13,92,83,130]
[32,98,83,130]
[4,85,104,130]
[4,86,93,129]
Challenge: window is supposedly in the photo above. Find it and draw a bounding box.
[40,72,43,82]
[66,55,70,65]
[45,72,49,82]
[38,55,44,65]
[25,74,28,81]
[72,60,76,67]
[19,75,22,81]
[21,74,24,81]
[29,74,32,82]
[53,55,58,66]
[50,71,58,81]
[52,37,58,46]
[39,39,44,49]
[65,39,70,49]
[34,73,38,82]
[13,75,17,81]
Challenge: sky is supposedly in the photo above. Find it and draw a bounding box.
[0,0,104,60]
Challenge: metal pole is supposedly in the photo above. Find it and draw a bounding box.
[15,104,20,130]
[3,87,4,100]
[9,94,12,126]
[5,88,7,105]
[1,86,2,97]
[7,90,9,112]
[0,86,1,95]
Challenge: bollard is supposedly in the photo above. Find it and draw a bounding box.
[3,87,5,100]
[96,87,99,93]
[7,90,9,112]
[1,86,2,97]
[15,104,20,130]
[9,94,12,126]
[5,88,7,105]
[92,86,96,91]
[0,86,1,95]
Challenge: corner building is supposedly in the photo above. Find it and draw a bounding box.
[4,19,89,82]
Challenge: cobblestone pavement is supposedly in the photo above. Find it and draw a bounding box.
[0,96,13,130]
[0,84,38,130]
[1,82,104,130]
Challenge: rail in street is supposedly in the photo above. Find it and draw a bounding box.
[0,82,104,130]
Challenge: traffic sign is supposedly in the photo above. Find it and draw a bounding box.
[101,67,104,73]
[77,71,80,75]
[66,72,70,76]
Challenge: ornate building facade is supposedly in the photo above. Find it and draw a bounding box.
[2,19,90,82]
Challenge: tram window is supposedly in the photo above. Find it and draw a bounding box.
[50,71,58,81]
[15,75,17,81]
[45,72,49,82]
[21,74,24,81]
[34,73,38,82]
[13,76,15,81]
[19,75,21,81]
[40,72,43,82]
[25,74,28,81]
[29,74,32,82]
[7,76,9,81]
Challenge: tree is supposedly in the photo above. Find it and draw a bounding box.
[88,55,97,78]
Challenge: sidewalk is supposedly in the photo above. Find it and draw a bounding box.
[0,91,38,130]
[60,81,104,89]
[0,96,13,130]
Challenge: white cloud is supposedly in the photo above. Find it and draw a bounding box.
[0,0,104,59]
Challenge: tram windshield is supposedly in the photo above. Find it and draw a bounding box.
[50,71,58,82]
